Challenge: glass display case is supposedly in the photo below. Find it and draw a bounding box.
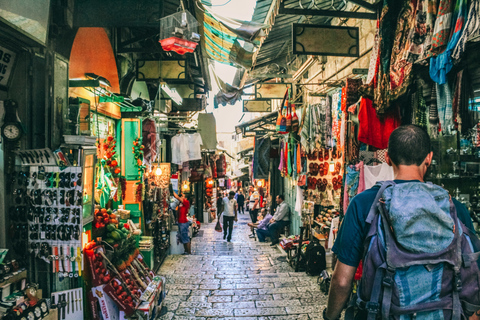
[61,145,97,224]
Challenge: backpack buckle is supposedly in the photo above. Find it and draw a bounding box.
[383,276,393,287]
[365,302,380,314]
[454,273,463,291]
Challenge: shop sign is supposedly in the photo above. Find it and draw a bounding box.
[0,45,16,89]
[255,83,291,99]
[292,24,359,57]
[243,99,274,113]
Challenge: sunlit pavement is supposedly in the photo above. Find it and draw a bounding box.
[157,213,328,319]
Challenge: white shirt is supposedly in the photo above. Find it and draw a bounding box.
[249,191,259,210]
[222,197,237,217]
[171,134,188,165]
[364,162,394,189]
[187,133,203,161]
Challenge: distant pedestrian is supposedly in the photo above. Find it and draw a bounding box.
[219,191,238,242]
[236,190,245,214]
[248,185,259,223]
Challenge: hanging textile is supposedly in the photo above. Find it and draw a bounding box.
[198,3,268,68]
[198,113,217,150]
[406,0,438,63]
[435,81,454,135]
[300,105,310,152]
[358,98,400,149]
[429,0,455,57]
[278,141,285,175]
[332,90,342,145]
[389,0,416,101]
[429,0,468,84]
[343,161,365,213]
[452,0,480,62]
[142,119,157,165]
[429,83,440,138]
[366,20,380,86]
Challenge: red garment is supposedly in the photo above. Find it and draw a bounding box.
[358,98,400,149]
[178,199,190,223]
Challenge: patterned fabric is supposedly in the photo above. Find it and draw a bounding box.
[366,20,380,86]
[405,0,438,63]
[332,89,343,145]
[375,149,388,163]
[389,0,416,101]
[435,81,454,135]
[345,78,363,110]
[452,70,464,131]
[428,83,439,138]
[452,0,480,61]
[429,0,455,56]
[429,0,468,84]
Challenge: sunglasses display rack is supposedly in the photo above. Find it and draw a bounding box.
[13,165,84,280]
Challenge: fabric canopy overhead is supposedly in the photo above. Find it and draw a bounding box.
[197,1,269,69]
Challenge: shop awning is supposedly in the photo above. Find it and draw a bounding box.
[235,110,278,136]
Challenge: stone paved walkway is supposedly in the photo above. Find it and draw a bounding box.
[157,212,328,319]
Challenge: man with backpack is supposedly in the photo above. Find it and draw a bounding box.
[324,125,480,320]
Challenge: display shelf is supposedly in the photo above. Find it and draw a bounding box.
[0,269,27,287]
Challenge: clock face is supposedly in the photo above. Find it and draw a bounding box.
[27,311,35,320]
[3,123,21,140]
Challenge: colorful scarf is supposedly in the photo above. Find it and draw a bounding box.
[405,0,438,63]
[435,81,454,135]
[452,0,480,61]
[430,0,468,84]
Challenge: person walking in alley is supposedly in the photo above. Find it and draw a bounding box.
[268,195,290,246]
[248,185,260,223]
[173,191,192,254]
[236,190,245,214]
[219,191,238,242]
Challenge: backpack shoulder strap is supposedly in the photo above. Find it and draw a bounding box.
[366,180,395,224]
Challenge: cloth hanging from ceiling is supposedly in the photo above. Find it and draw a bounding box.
[253,137,271,179]
[197,2,268,68]
[197,113,218,150]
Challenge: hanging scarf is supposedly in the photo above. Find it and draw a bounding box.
[293,142,297,180]
[300,105,311,153]
[278,141,285,175]
[389,0,416,100]
[435,81,454,135]
[429,84,439,138]
[430,0,468,84]
[452,0,480,61]
[406,0,438,63]
[297,144,301,175]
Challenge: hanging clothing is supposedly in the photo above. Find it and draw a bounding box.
[406,0,438,63]
[358,98,400,149]
[142,119,157,165]
[366,20,380,86]
[364,162,395,189]
[429,0,455,56]
[171,134,189,165]
[187,133,203,161]
[389,0,416,100]
[332,90,342,145]
[452,0,480,61]
[429,83,440,138]
[429,0,468,84]
[278,141,285,175]
[343,161,365,213]
[435,81,454,135]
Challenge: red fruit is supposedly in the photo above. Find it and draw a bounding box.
[95,268,101,275]
[100,223,105,228]
[116,287,123,295]
[103,276,111,283]
[123,223,130,230]
[95,223,101,229]
[112,281,119,288]
[103,213,109,219]
[95,253,102,261]
[120,292,127,299]
[126,296,133,302]
[103,218,109,224]
[128,285,134,291]
[96,261,104,268]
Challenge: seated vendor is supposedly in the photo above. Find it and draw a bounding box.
[249,208,273,242]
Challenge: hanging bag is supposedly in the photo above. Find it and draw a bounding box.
[286,102,292,132]
[277,89,289,134]
[292,104,299,133]
[215,219,222,232]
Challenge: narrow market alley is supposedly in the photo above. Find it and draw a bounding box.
[157,213,328,319]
